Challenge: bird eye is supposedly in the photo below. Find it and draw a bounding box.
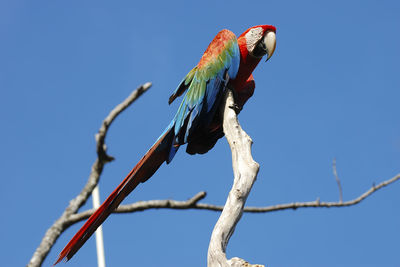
[252,39,267,58]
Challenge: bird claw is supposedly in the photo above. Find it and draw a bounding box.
[229,103,242,114]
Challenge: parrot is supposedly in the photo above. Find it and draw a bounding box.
[55,24,276,264]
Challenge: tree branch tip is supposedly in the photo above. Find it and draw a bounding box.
[142,82,152,89]
[193,191,207,200]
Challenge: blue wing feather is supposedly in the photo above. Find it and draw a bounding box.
[163,29,240,161]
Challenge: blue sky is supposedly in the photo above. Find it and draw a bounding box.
[1,1,399,266]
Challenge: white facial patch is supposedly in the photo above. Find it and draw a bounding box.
[245,27,263,53]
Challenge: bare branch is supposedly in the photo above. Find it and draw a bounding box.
[193,173,399,213]
[332,158,343,203]
[27,83,152,267]
[96,82,152,161]
[240,172,400,212]
[55,173,400,228]
[65,191,207,225]
[208,89,261,267]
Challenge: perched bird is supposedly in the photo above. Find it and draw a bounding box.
[55,24,276,264]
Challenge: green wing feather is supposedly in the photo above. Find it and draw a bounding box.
[170,30,240,145]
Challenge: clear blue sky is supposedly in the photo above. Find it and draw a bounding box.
[1,1,399,267]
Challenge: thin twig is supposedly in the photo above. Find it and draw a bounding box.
[27,83,152,267]
[332,158,343,203]
[96,82,152,161]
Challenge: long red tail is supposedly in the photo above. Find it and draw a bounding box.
[55,127,176,264]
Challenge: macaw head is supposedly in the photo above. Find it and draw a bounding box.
[239,25,276,61]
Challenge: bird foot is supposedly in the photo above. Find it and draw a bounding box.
[229,103,242,114]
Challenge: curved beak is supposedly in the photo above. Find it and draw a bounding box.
[264,31,276,61]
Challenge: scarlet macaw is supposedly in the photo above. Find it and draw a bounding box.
[55,24,276,264]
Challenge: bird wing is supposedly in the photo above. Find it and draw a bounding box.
[169,29,240,149]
